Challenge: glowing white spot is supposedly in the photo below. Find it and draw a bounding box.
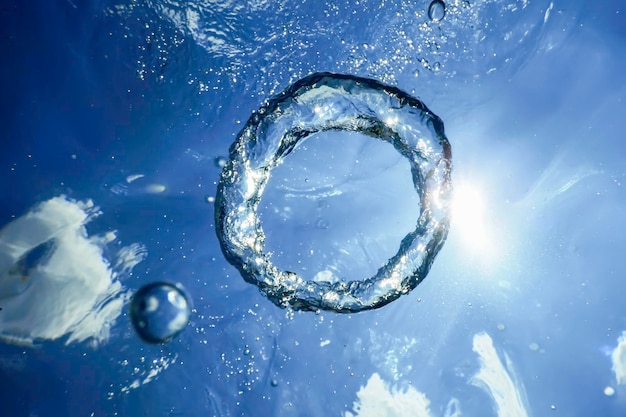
[451,182,495,258]
[384,116,398,127]
[144,295,159,313]
[144,184,166,194]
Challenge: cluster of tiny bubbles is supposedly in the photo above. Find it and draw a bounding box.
[107,0,562,110]
[130,282,192,344]
[198,306,284,396]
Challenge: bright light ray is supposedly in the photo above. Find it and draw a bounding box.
[450,181,497,262]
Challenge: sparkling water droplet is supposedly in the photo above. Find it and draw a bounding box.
[130,282,192,344]
[270,379,279,387]
[428,0,446,22]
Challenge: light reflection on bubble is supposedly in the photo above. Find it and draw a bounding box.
[215,72,452,313]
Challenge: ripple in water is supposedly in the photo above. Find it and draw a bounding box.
[215,73,452,313]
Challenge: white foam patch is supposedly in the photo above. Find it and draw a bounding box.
[611,331,626,385]
[114,243,147,275]
[471,332,530,417]
[0,196,144,346]
[119,354,178,394]
[345,373,433,417]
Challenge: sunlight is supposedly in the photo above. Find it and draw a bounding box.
[450,181,496,261]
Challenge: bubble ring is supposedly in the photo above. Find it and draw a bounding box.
[215,72,451,313]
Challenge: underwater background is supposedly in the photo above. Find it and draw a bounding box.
[1,0,626,416]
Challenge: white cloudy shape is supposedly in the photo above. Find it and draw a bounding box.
[345,373,433,417]
[0,196,144,346]
[611,331,626,385]
[471,332,530,417]
[125,174,145,183]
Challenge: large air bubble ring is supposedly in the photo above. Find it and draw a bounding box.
[215,72,451,313]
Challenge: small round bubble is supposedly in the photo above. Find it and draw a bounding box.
[130,282,192,344]
[428,0,446,22]
[214,156,227,168]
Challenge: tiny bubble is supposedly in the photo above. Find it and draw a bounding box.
[129,282,192,344]
[214,157,227,168]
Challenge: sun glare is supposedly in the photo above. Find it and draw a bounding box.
[450,182,496,260]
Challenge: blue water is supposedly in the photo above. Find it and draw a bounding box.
[1,0,626,416]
